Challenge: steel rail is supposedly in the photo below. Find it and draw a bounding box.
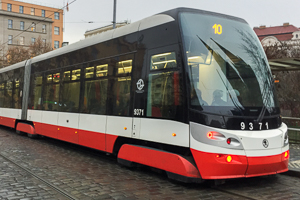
[0,152,79,200]
[212,186,259,200]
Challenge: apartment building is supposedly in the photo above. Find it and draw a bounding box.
[254,23,300,46]
[0,0,63,53]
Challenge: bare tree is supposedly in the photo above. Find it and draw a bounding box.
[29,36,52,58]
[2,36,52,67]
[264,40,300,118]
[264,40,300,59]
[6,46,30,65]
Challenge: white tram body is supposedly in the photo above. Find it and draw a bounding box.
[0,8,289,182]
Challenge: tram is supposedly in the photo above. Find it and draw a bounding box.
[0,8,289,183]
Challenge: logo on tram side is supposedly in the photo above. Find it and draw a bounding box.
[262,139,269,148]
[136,79,145,93]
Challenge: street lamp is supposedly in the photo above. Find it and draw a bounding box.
[113,0,116,29]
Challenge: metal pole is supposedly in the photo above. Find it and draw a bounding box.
[113,0,116,29]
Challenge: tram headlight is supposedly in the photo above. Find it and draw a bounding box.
[206,131,225,140]
[226,155,232,163]
[284,151,289,158]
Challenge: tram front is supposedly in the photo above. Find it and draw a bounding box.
[180,11,289,179]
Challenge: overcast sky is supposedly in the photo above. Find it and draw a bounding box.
[23,0,300,44]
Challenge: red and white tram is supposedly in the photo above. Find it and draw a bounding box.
[0,8,289,182]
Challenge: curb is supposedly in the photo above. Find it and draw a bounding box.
[282,169,300,177]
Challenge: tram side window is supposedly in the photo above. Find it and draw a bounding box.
[0,83,4,107]
[13,79,21,109]
[147,52,182,119]
[111,59,132,116]
[84,79,108,114]
[43,73,60,111]
[30,74,43,110]
[13,68,24,109]
[150,52,177,70]
[83,61,108,115]
[3,81,13,108]
[61,69,81,112]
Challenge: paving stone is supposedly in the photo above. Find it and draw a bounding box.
[1,127,300,199]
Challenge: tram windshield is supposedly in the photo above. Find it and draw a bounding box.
[180,12,279,116]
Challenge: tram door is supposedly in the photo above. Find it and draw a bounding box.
[131,44,181,140]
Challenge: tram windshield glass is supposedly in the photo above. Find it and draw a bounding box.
[180,12,279,116]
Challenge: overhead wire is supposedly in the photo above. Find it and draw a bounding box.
[0,0,78,49]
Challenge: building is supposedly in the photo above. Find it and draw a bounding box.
[84,21,129,38]
[254,23,300,46]
[0,0,63,54]
[254,23,300,72]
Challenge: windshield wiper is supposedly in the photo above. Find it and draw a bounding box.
[255,59,275,123]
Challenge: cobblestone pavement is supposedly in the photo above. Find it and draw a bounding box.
[0,126,300,200]
[289,143,300,170]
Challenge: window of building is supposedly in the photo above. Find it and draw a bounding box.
[54,27,59,35]
[42,10,45,17]
[54,12,60,20]
[19,6,24,13]
[42,25,46,33]
[8,19,13,29]
[54,41,59,49]
[20,21,24,30]
[8,35,13,44]
[31,38,36,44]
[31,23,36,32]
[20,36,25,45]
[31,8,35,15]
[7,4,12,12]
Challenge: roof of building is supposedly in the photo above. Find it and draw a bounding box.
[254,24,300,36]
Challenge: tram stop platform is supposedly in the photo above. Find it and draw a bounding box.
[285,143,300,176]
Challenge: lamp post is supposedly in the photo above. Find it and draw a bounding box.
[113,0,116,29]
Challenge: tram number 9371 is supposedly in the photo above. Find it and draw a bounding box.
[240,122,269,130]
[134,109,144,116]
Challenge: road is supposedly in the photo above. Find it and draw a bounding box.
[0,126,299,200]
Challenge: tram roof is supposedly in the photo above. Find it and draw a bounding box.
[0,60,27,73]
[31,13,175,64]
[31,7,246,64]
[1,7,248,71]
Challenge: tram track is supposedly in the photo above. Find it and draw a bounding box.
[0,128,286,200]
[3,136,257,200]
[0,151,79,200]
[212,186,258,200]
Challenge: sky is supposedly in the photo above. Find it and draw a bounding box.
[21,0,300,44]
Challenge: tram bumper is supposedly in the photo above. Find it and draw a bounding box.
[190,148,289,179]
[190,122,289,179]
[244,149,289,177]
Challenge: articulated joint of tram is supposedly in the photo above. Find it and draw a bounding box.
[16,122,37,138]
